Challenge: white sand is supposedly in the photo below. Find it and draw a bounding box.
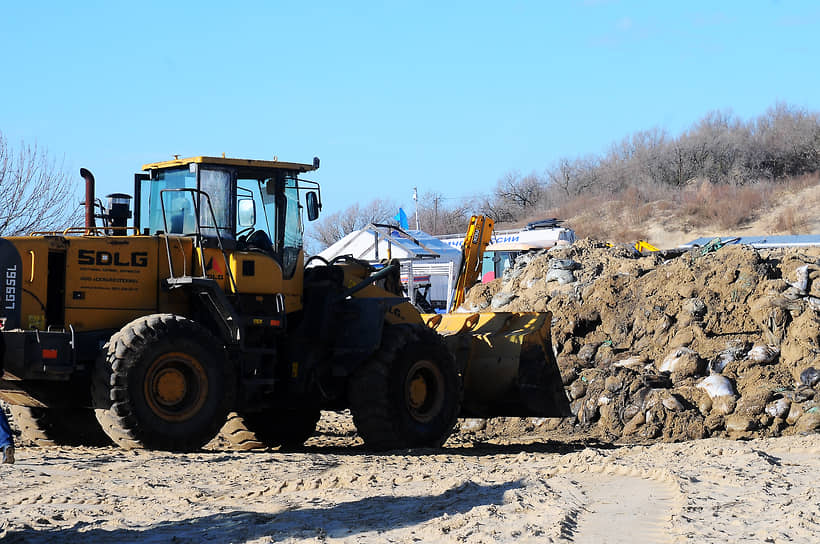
[1,413,819,543]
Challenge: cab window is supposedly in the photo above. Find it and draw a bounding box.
[147,166,233,238]
[199,167,233,239]
[281,178,303,278]
[148,167,196,234]
[255,174,303,279]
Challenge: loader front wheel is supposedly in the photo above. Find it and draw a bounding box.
[348,324,461,450]
[92,314,235,451]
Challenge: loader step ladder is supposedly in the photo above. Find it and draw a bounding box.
[159,188,242,343]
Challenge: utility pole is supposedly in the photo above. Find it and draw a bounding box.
[413,187,420,230]
[433,194,439,234]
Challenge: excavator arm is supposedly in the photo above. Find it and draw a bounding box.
[450,215,494,311]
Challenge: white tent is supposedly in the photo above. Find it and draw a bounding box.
[318,224,462,310]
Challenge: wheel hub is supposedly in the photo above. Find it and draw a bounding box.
[144,352,209,422]
[154,368,187,406]
[404,359,445,423]
[408,376,428,408]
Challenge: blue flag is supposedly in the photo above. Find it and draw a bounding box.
[394,208,409,229]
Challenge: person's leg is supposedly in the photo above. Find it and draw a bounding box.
[1,408,15,464]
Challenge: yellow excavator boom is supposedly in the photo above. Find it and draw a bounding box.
[450,215,494,311]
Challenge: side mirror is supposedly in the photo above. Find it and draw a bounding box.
[306,191,320,221]
[237,198,256,227]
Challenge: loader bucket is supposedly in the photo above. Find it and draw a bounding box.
[423,312,571,418]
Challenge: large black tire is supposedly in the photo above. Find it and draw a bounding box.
[348,324,461,450]
[7,405,112,447]
[220,405,321,450]
[91,314,235,451]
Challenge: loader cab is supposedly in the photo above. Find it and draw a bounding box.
[137,156,321,280]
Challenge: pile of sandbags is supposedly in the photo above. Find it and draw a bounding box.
[461,239,820,443]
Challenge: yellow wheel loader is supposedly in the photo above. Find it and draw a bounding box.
[0,155,569,452]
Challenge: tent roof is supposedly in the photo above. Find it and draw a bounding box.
[319,224,461,261]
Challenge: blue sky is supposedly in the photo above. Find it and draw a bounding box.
[2,1,819,224]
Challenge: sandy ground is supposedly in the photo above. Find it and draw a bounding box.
[2,411,819,544]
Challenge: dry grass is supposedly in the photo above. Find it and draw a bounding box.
[784,172,820,191]
[535,175,820,245]
[676,180,773,230]
[774,206,809,233]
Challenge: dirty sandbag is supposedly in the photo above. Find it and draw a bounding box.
[789,264,810,295]
[765,398,791,419]
[800,367,820,387]
[682,298,707,318]
[546,268,576,284]
[709,340,750,373]
[459,418,487,433]
[490,291,517,309]
[568,379,587,400]
[793,386,815,402]
[548,258,581,271]
[578,396,599,425]
[697,373,736,400]
[658,347,701,375]
[613,355,649,371]
[641,372,672,389]
[660,392,685,412]
[516,252,538,269]
[577,343,600,363]
[747,344,780,364]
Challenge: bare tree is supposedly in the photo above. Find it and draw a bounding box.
[476,193,516,224]
[0,132,83,235]
[495,171,544,208]
[307,198,398,250]
[415,191,472,235]
[547,156,600,198]
[745,103,820,180]
[476,171,547,223]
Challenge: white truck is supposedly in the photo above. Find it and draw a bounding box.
[438,218,576,282]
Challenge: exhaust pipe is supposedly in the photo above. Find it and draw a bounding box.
[80,168,95,234]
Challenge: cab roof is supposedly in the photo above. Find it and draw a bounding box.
[142,155,319,176]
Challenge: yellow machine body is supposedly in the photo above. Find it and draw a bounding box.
[2,235,305,336]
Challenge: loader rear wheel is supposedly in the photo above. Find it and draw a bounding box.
[7,405,112,447]
[92,314,235,451]
[348,324,461,451]
[220,405,321,450]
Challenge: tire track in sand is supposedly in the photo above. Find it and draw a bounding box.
[553,466,679,543]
